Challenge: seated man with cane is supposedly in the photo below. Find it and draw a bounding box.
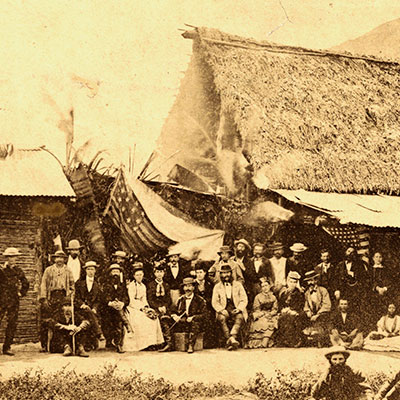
[48,298,90,357]
[168,277,207,353]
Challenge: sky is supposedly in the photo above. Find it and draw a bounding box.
[1,0,399,175]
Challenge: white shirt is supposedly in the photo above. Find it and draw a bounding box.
[224,282,232,300]
[341,312,347,323]
[86,277,94,292]
[185,294,194,315]
[270,256,287,286]
[67,256,81,283]
[345,261,354,278]
[254,258,262,274]
[321,263,331,274]
[170,264,179,279]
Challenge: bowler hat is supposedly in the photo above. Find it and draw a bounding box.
[108,263,123,273]
[83,260,99,269]
[217,246,233,255]
[3,247,21,257]
[52,250,68,259]
[234,239,251,250]
[66,239,83,250]
[219,263,232,273]
[304,270,319,282]
[325,346,350,360]
[181,277,196,287]
[290,243,307,252]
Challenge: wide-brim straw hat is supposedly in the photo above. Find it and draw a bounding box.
[290,243,308,252]
[52,250,68,259]
[112,250,127,258]
[269,241,284,251]
[325,346,350,360]
[3,247,21,257]
[107,263,123,273]
[180,277,196,287]
[287,271,301,281]
[167,250,181,258]
[83,261,99,269]
[234,239,251,250]
[303,270,319,281]
[66,239,83,250]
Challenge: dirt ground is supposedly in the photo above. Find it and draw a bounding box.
[1,343,400,385]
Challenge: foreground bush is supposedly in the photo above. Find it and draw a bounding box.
[0,365,392,400]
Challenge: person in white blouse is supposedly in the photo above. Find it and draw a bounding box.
[268,242,287,294]
[124,263,164,351]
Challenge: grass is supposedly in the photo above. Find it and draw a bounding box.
[0,365,391,400]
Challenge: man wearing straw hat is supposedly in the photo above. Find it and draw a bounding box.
[39,250,75,351]
[286,243,308,281]
[164,250,189,307]
[310,346,373,400]
[0,247,29,356]
[66,239,84,283]
[209,245,244,285]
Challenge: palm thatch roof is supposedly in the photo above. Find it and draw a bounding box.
[149,27,400,196]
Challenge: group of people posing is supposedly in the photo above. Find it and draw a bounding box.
[0,237,399,357]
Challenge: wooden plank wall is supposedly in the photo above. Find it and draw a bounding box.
[0,203,42,343]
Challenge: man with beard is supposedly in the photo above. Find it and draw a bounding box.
[268,242,287,294]
[170,277,207,353]
[209,246,244,285]
[0,247,29,356]
[231,239,252,287]
[101,264,129,353]
[245,243,273,305]
[311,347,373,400]
[286,243,308,282]
[66,239,84,283]
[212,263,248,350]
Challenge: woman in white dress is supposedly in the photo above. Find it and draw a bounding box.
[124,263,164,351]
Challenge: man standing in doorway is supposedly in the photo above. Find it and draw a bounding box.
[0,247,29,356]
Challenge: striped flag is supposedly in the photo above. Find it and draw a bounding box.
[321,224,370,264]
[105,170,174,255]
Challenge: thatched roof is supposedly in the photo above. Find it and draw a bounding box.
[149,27,400,195]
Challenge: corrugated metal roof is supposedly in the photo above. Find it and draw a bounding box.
[0,149,75,197]
[275,189,400,228]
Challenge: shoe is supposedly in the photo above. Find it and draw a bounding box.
[159,343,172,352]
[3,349,14,356]
[63,345,73,357]
[77,345,89,358]
[187,344,194,354]
[226,337,233,351]
[105,341,115,349]
[230,337,240,350]
[116,345,125,354]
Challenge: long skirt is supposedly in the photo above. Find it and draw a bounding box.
[364,333,400,352]
[123,307,164,351]
[246,312,278,349]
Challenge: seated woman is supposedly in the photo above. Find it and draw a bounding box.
[124,263,164,351]
[246,280,278,349]
[274,271,306,347]
[364,303,400,352]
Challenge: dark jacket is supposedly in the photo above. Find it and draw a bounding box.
[286,256,308,279]
[102,281,129,308]
[174,293,207,322]
[164,262,190,290]
[278,286,305,314]
[330,310,360,334]
[147,280,172,312]
[74,279,102,312]
[335,259,369,297]
[0,263,29,304]
[315,262,337,295]
[195,279,214,304]
[245,256,273,285]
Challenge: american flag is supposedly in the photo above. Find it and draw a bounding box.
[105,169,174,255]
[322,224,370,264]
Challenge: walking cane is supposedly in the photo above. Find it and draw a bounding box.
[71,293,76,355]
[166,311,187,333]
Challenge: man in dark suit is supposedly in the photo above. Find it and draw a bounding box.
[101,264,129,353]
[286,243,308,282]
[0,247,29,356]
[74,261,103,350]
[330,298,364,350]
[314,249,337,300]
[164,251,189,307]
[170,277,207,353]
[244,243,273,305]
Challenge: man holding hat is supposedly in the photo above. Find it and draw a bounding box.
[101,263,129,353]
[212,263,248,350]
[311,346,373,400]
[209,245,244,285]
[39,250,75,351]
[74,261,103,350]
[303,270,331,347]
[66,239,84,283]
[169,277,207,353]
[0,247,29,356]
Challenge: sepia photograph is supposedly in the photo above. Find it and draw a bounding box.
[1,1,400,399]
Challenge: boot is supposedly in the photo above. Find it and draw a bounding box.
[63,345,73,357]
[159,330,173,352]
[230,336,240,350]
[77,344,89,358]
[3,347,14,356]
[187,333,195,354]
[116,344,125,354]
